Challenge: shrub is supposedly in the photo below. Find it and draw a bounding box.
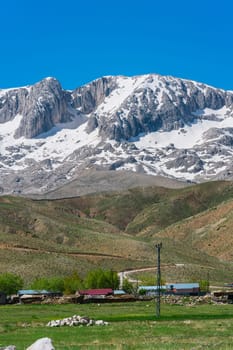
[0,273,23,295]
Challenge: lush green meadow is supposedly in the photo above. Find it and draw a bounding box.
[1,301,233,349]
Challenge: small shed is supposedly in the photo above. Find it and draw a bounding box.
[166,283,200,295]
[18,290,62,303]
[0,291,7,305]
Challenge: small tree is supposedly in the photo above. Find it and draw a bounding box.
[84,269,119,289]
[31,277,50,290]
[0,273,23,295]
[122,278,135,294]
[63,272,83,294]
[48,277,65,292]
[199,279,210,293]
[31,276,65,292]
[104,269,119,289]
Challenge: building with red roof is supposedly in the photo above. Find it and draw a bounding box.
[78,288,113,297]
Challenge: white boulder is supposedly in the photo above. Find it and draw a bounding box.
[26,338,55,350]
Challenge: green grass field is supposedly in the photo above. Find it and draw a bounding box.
[1,301,233,349]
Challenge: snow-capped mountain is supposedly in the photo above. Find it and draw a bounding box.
[1,73,233,195]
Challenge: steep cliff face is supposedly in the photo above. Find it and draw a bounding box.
[71,76,117,114]
[0,87,29,123]
[15,78,74,138]
[0,78,74,139]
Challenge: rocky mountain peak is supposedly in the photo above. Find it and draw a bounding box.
[1,73,233,195]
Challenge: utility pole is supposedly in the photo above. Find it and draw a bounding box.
[207,271,210,293]
[155,242,162,318]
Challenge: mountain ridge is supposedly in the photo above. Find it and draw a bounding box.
[1,73,233,195]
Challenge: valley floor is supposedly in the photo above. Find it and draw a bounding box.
[1,302,233,349]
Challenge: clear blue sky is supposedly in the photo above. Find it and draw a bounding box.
[1,0,233,90]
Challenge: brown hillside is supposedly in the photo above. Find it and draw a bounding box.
[152,199,233,261]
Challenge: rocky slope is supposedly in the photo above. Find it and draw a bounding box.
[1,74,233,195]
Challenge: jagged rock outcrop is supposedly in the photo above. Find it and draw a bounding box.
[14,78,73,138]
[165,150,204,173]
[95,76,229,141]
[0,78,74,139]
[0,87,29,123]
[72,76,116,114]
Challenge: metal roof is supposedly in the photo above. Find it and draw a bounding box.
[138,283,199,291]
[113,289,126,295]
[79,288,113,296]
[166,283,199,289]
[18,290,53,296]
[138,286,166,291]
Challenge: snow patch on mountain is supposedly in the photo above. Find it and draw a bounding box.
[133,106,231,149]
[95,75,146,116]
[0,115,101,170]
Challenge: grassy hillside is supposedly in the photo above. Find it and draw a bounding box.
[1,181,233,285]
[0,196,154,284]
[56,181,233,233]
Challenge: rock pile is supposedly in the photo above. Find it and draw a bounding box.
[47,314,109,327]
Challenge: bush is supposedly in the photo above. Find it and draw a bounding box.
[0,273,23,295]
[138,288,146,296]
